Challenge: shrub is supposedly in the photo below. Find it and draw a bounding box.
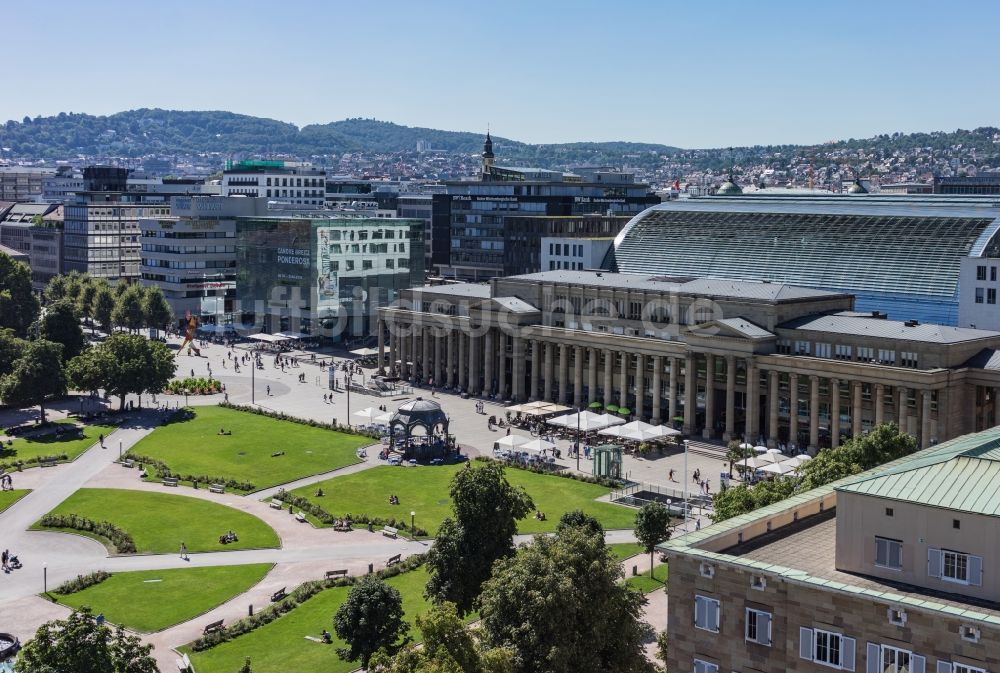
[123,452,255,492]
[272,490,429,537]
[166,377,222,395]
[53,570,111,595]
[473,455,620,488]
[39,514,136,554]
[0,452,69,473]
[219,402,381,439]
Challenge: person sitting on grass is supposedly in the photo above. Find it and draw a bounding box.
[321,629,332,644]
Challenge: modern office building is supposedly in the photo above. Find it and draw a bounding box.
[0,243,28,265]
[236,214,425,339]
[613,195,1000,326]
[379,269,1000,450]
[126,176,220,201]
[433,134,659,280]
[222,160,326,206]
[661,426,1000,673]
[933,175,1000,195]
[41,167,85,203]
[139,197,265,320]
[540,236,614,271]
[0,166,54,201]
[0,203,64,288]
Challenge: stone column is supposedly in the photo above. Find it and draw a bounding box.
[809,375,820,451]
[852,381,863,438]
[789,374,799,448]
[434,333,443,386]
[652,356,663,424]
[574,346,585,408]
[377,318,386,375]
[530,340,541,401]
[512,337,525,402]
[921,390,933,449]
[668,356,678,426]
[558,344,569,405]
[619,352,629,411]
[634,353,646,421]
[423,328,433,383]
[544,343,554,402]
[723,355,736,441]
[411,326,420,383]
[683,352,695,434]
[703,354,715,439]
[497,335,507,400]
[469,334,480,394]
[830,377,841,448]
[483,330,494,397]
[898,386,908,432]
[603,349,614,407]
[388,320,398,376]
[588,347,599,405]
[874,384,885,426]
[398,325,408,379]
[746,359,759,442]
[768,370,779,446]
[446,332,456,388]
[458,333,467,390]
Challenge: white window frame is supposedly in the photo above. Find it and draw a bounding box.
[815,629,843,667]
[801,627,855,670]
[951,663,987,673]
[694,595,720,633]
[875,536,903,570]
[880,644,912,673]
[927,548,982,586]
[942,549,970,584]
[745,607,772,646]
[693,658,719,673]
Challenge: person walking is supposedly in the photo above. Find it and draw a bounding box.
[179,542,188,560]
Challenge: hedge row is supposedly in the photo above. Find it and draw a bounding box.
[123,453,255,492]
[53,570,112,595]
[473,455,621,488]
[0,452,68,473]
[39,514,137,554]
[190,554,427,651]
[219,402,381,440]
[272,489,429,537]
[166,377,222,395]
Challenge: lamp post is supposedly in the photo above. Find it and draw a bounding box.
[119,440,122,460]
[346,369,352,428]
[43,562,47,595]
[251,357,255,405]
[683,440,690,532]
[576,407,581,472]
[410,511,416,540]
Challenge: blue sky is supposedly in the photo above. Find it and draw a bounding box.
[5,0,998,148]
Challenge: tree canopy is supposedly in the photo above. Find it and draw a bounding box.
[634,502,671,577]
[67,333,175,409]
[0,251,40,337]
[39,298,86,361]
[0,339,66,422]
[333,575,409,668]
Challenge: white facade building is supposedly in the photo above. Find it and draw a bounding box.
[222,160,325,206]
[540,236,614,271]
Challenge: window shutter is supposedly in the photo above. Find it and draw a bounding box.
[842,637,856,672]
[759,611,772,645]
[709,600,720,632]
[694,660,705,673]
[876,537,888,566]
[968,555,983,586]
[936,662,952,673]
[866,642,880,673]
[911,655,926,673]
[927,548,942,578]
[695,596,706,628]
[799,627,814,660]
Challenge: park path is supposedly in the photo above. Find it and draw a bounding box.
[253,451,381,500]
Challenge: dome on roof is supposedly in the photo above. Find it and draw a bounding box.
[847,180,868,194]
[391,397,449,431]
[717,179,742,196]
[398,398,443,414]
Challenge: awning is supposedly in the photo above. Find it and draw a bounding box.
[248,333,292,343]
[274,331,311,340]
[350,347,380,356]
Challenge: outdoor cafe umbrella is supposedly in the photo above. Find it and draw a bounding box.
[598,420,679,442]
[739,442,755,450]
[760,461,795,476]
[373,412,393,424]
[495,435,529,449]
[547,410,625,432]
[753,445,769,453]
[781,454,813,468]
[520,438,556,453]
[353,407,381,422]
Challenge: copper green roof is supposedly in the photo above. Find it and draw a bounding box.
[835,426,1000,516]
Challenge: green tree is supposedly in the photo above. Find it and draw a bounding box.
[0,328,27,377]
[0,340,66,423]
[555,509,605,538]
[44,273,69,303]
[750,476,798,508]
[797,447,862,491]
[0,251,41,337]
[62,270,85,303]
[78,279,97,328]
[847,422,917,469]
[112,285,145,333]
[425,462,534,615]
[39,298,86,362]
[710,484,755,522]
[93,284,116,334]
[655,630,668,669]
[141,285,172,333]
[333,575,409,669]
[17,607,158,673]
[70,333,175,409]
[634,502,671,577]
[478,524,653,673]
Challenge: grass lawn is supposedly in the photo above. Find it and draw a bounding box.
[625,562,668,594]
[609,542,644,562]
[1,420,118,465]
[0,489,29,514]
[127,406,368,491]
[36,488,280,554]
[55,564,273,633]
[291,463,637,536]
[186,567,455,673]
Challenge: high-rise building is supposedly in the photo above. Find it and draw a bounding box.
[0,166,54,201]
[222,160,326,206]
[0,203,64,288]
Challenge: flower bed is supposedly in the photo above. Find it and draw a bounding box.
[167,377,222,395]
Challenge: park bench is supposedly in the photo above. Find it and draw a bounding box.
[202,619,224,635]
[382,525,398,539]
[175,653,195,672]
[325,569,348,580]
[122,459,134,468]
[209,483,224,494]
[386,553,401,567]
[39,459,57,468]
[269,499,283,510]
[162,477,179,487]
[294,511,306,522]
[270,587,287,602]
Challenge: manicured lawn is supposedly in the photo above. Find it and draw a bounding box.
[55,564,273,633]
[609,542,644,562]
[625,563,668,594]
[0,489,29,514]
[1,420,118,465]
[291,463,637,536]
[186,567,452,673]
[127,406,368,491]
[36,488,280,554]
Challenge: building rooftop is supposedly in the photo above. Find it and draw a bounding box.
[780,313,1000,344]
[409,283,491,299]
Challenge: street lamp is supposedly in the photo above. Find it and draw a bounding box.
[43,562,47,595]
[346,369,353,428]
[575,406,581,472]
[410,511,416,540]
[119,440,122,460]
[251,356,255,405]
[683,440,690,532]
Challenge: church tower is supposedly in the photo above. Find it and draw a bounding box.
[481,131,495,179]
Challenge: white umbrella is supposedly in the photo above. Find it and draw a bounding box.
[753,445,769,453]
[782,454,812,468]
[353,407,380,422]
[547,410,625,432]
[753,452,783,465]
[597,426,624,438]
[739,442,755,450]
[760,462,795,476]
[495,435,529,449]
[373,412,393,424]
[521,438,556,453]
[765,448,785,457]
[600,420,680,442]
